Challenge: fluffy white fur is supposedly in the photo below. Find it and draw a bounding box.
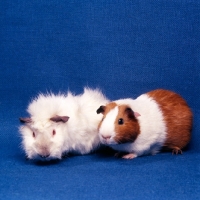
[99,94,167,158]
[19,88,109,160]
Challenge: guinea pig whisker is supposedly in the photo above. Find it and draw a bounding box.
[115,136,135,144]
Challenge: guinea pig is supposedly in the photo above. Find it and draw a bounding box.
[96,89,193,159]
[19,88,109,161]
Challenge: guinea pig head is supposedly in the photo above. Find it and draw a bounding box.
[97,103,140,145]
[19,115,69,161]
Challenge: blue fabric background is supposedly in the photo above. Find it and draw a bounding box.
[0,0,200,199]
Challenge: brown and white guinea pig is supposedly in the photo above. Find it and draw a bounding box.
[96,89,193,159]
[19,88,109,161]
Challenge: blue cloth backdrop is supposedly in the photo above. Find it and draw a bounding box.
[0,0,200,199]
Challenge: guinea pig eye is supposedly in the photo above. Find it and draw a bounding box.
[32,132,35,138]
[118,118,124,125]
[52,130,56,136]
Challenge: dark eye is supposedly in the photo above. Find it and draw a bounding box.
[52,130,56,136]
[118,118,124,125]
[32,132,35,138]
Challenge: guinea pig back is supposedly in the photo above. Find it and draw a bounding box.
[147,89,193,154]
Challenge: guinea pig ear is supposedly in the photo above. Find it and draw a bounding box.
[125,108,141,119]
[134,112,141,118]
[96,106,106,114]
[50,115,69,123]
[19,117,32,123]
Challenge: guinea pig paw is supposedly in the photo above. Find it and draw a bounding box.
[25,155,30,160]
[61,152,69,159]
[114,152,124,158]
[122,153,137,159]
[172,147,183,155]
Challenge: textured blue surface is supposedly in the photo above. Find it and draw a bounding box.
[0,0,200,199]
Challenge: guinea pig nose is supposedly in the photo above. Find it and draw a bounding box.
[39,154,50,159]
[102,135,111,140]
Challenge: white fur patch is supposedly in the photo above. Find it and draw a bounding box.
[99,106,118,145]
[109,94,167,157]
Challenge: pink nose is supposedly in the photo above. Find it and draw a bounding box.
[102,135,111,140]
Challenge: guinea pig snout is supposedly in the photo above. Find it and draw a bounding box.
[38,147,50,158]
[100,134,112,144]
[102,135,111,140]
[35,144,51,158]
[39,154,50,159]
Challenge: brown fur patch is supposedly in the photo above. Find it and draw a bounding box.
[147,89,193,151]
[114,105,140,144]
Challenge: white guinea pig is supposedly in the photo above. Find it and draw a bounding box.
[19,88,109,161]
[97,89,193,159]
